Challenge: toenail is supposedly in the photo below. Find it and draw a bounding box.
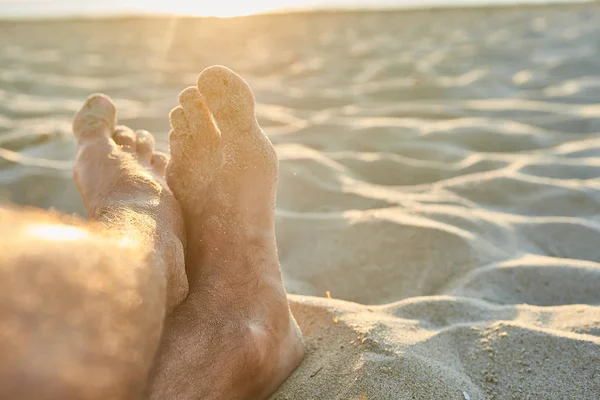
[114,127,130,135]
[114,134,135,146]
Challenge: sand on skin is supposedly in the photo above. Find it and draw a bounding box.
[1,4,599,399]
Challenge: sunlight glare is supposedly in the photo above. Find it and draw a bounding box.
[134,0,302,17]
[28,224,90,242]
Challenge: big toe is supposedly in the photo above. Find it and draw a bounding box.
[196,65,256,123]
[73,94,117,141]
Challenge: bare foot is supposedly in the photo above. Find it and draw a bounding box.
[72,94,188,312]
[148,66,304,399]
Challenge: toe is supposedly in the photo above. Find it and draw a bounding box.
[168,92,222,163]
[196,65,256,122]
[113,126,136,153]
[177,87,221,143]
[178,87,220,138]
[169,106,190,133]
[151,152,169,176]
[166,95,223,201]
[135,130,155,164]
[73,93,117,141]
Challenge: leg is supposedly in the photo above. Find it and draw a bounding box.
[0,207,163,400]
[147,66,304,399]
[0,94,194,399]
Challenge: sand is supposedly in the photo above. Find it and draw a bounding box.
[1,3,599,399]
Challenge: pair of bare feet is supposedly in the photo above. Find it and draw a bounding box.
[72,66,304,399]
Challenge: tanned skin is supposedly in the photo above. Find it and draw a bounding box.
[0,66,303,400]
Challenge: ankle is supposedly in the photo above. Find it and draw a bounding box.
[245,316,304,398]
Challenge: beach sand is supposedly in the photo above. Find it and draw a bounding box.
[1,4,599,399]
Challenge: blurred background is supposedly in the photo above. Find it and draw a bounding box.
[0,0,588,18]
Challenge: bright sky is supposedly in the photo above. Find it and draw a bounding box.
[0,0,587,18]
